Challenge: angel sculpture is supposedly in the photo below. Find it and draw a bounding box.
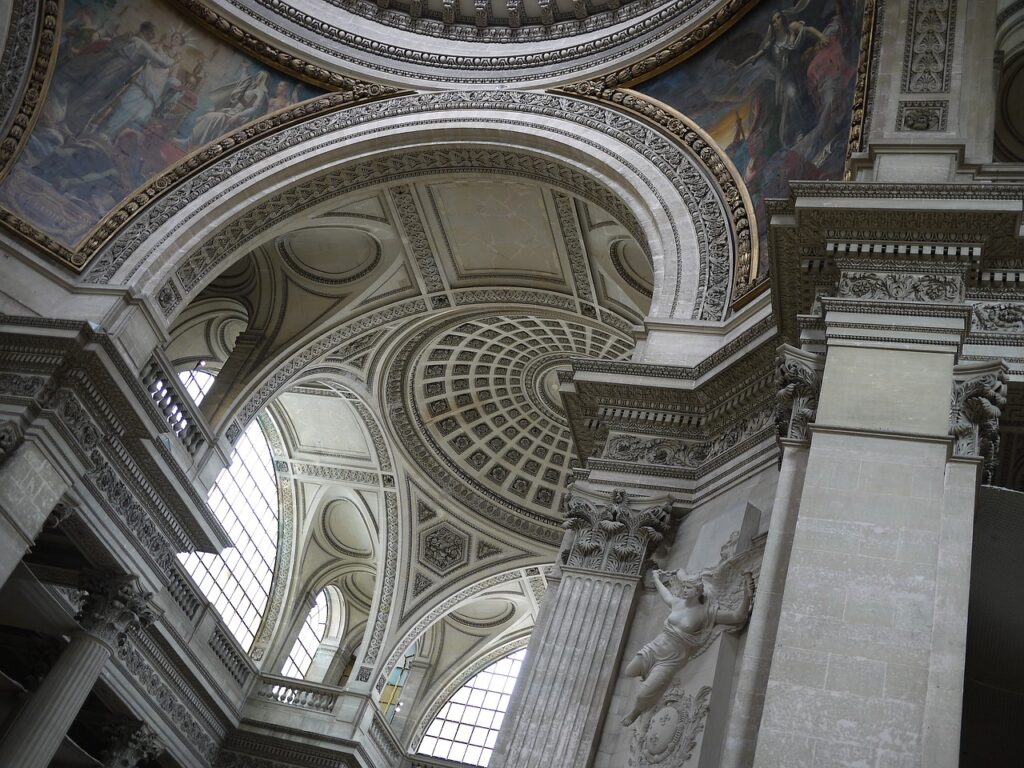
[621,559,754,726]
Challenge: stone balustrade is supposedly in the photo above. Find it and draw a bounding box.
[139,356,208,455]
[255,676,342,713]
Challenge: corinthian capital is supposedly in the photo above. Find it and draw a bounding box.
[951,360,1009,484]
[561,488,678,576]
[775,345,824,441]
[77,573,156,647]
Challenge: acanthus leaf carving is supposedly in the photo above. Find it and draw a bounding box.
[77,573,156,647]
[972,302,1024,333]
[836,271,964,303]
[950,361,1008,484]
[775,345,823,442]
[560,488,676,576]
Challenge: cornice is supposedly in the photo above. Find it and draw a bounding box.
[189,0,755,87]
[171,0,404,92]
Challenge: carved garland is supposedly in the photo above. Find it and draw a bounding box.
[0,0,58,185]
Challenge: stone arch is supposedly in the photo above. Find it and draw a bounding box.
[82,90,751,324]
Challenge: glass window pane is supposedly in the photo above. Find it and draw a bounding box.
[415,648,527,767]
[176,371,280,651]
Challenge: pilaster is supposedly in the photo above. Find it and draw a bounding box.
[489,487,675,768]
[754,247,1005,766]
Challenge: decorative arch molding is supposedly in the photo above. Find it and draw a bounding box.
[248,373,398,666]
[178,0,760,89]
[375,567,532,695]
[0,1,58,185]
[409,634,531,751]
[82,90,749,324]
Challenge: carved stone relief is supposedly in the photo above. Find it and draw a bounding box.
[775,346,823,442]
[972,302,1024,333]
[77,573,156,648]
[896,99,949,131]
[901,0,957,93]
[836,271,964,303]
[629,684,712,767]
[560,489,676,577]
[950,361,1008,483]
[620,557,753,727]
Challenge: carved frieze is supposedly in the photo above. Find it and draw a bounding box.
[972,302,1024,333]
[560,489,676,576]
[950,361,1008,483]
[836,271,964,303]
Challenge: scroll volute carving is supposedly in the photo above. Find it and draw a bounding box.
[951,360,1009,484]
[560,488,679,577]
[775,344,824,442]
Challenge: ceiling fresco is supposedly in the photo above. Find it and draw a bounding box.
[637,0,866,270]
[0,0,321,247]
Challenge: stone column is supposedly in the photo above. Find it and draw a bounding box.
[752,264,997,767]
[490,488,675,768]
[0,575,155,768]
[720,345,822,768]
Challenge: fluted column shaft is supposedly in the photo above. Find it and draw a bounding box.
[490,488,675,768]
[0,630,112,768]
[491,569,638,768]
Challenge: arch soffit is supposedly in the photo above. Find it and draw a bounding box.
[249,374,397,658]
[80,90,750,323]
[375,567,540,696]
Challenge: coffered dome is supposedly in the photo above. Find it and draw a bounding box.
[385,311,633,537]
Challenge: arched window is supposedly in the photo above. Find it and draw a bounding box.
[177,370,279,650]
[282,588,330,679]
[417,648,526,766]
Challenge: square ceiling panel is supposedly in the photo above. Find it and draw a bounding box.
[425,180,568,287]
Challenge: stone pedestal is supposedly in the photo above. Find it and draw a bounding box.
[489,488,674,768]
[0,575,154,768]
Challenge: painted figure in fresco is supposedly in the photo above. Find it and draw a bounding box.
[60,22,179,137]
[189,70,271,146]
[621,564,753,727]
[735,2,830,148]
